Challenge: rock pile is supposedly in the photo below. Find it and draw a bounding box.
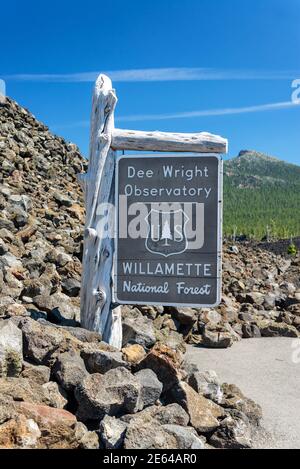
[122,241,300,350]
[0,97,299,448]
[0,97,86,326]
[0,316,262,449]
[185,244,300,347]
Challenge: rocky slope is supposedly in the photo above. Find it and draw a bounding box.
[0,97,87,323]
[0,97,299,449]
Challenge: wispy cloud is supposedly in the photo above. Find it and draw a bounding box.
[3,67,300,83]
[51,100,300,131]
[116,100,300,122]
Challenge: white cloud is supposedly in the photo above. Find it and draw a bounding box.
[51,100,300,131]
[3,67,300,83]
[116,100,300,122]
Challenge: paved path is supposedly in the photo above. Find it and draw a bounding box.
[186,338,300,449]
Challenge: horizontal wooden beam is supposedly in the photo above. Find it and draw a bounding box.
[111,128,228,153]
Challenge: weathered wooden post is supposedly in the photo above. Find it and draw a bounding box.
[80,74,122,348]
[80,73,228,348]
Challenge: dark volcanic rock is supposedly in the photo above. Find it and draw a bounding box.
[21,362,50,385]
[122,307,156,349]
[17,317,82,365]
[99,415,127,449]
[170,381,225,433]
[209,412,252,449]
[134,368,163,409]
[121,403,189,427]
[75,367,142,421]
[52,350,88,392]
[0,319,23,377]
[81,342,129,374]
[135,344,182,393]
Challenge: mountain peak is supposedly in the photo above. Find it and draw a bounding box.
[236,150,280,163]
[224,150,300,189]
[238,149,254,157]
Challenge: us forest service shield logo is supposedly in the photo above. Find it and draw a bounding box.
[145,208,189,257]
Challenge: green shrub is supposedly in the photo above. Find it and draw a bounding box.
[287,243,297,256]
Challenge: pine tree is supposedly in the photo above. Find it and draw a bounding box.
[161,219,172,246]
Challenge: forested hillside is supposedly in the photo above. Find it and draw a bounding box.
[223,151,300,239]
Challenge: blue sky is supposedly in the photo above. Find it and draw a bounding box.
[1,0,300,163]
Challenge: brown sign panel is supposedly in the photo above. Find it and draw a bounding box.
[114,154,222,307]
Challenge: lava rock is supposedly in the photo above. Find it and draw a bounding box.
[258,320,298,338]
[122,307,156,349]
[75,367,142,421]
[74,422,99,449]
[187,370,223,403]
[61,278,81,297]
[135,344,182,393]
[134,369,163,409]
[165,307,197,326]
[0,319,23,377]
[0,377,52,406]
[220,383,262,426]
[163,424,206,449]
[122,344,146,364]
[32,292,78,321]
[209,413,252,449]
[42,381,68,409]
[171,381,224,433]
[12,402,81,449]
[18,317,81,365]
[52,350,88,392]
[200,329,234,349]
[21,362,50,385]
[121,403,189,427]
[0,414,41,449]
[81,343,129,374]
[99,415,127,449]
[124,420,178,449]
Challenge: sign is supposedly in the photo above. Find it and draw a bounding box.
[114,153,222,307]
[81,73,227,345]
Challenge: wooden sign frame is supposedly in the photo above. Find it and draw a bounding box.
[79,74,228,347]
